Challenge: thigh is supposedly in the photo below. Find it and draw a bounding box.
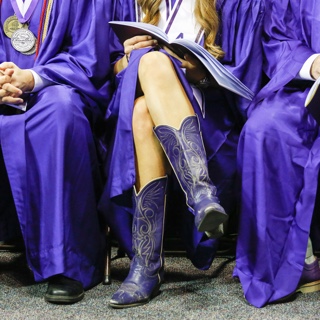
[27,85,92,128]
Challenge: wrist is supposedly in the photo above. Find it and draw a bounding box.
[23,70,35,92]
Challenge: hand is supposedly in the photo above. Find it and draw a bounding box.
[114,35,158,75]
[124,35,158,61]
[311,55,320,80]
[163,47,208,84]
[0,68,24,105]
[0,68,13,88]
[0,62,35,93]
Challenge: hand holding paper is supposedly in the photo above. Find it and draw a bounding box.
[109,21,254,100]
[163,46,208,84]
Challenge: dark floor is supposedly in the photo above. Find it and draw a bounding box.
[0,241,319,320]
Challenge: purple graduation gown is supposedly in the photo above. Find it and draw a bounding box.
[0,0,112,288]
[99,0,265,269]
[234,0,320,307]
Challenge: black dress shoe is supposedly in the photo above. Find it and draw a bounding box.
[44,275,84,304]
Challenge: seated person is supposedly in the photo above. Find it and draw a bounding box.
[235,0,320,308]
[0,0,112,304]
[99,0,265,309]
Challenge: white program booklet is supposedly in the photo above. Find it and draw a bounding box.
[109,21,254,100]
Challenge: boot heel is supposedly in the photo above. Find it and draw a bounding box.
[196,207,228,232]
[194,199,228,232]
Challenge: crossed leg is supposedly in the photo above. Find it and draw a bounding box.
[133,51,194,191]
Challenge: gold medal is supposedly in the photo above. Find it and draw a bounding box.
[3,15,24,39]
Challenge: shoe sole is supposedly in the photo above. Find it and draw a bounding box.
[44,292,84,304]
[197,206,228,232]
[296,280,320,294]
[109,298,151,309]
[109,287,161,309]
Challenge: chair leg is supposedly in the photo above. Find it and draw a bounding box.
[103,225,112,285]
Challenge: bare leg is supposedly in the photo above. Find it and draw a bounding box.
[134,50,227,233]
[133,51,188,189]
[110,96,169,308]
[138,51,194,128]
[136,51,227,233]
[133,51,194,190]
[132,96,170,191]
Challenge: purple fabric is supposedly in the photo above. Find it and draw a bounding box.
[0,0,113,288]
[10,0,40,23]
[217,0,265,120]
[234,0,320,307]
[99,0,265,270]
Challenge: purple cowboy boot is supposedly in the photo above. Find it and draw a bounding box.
[154,115,228,233]
[109,176,167,308]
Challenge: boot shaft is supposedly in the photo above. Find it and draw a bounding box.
[153,115,228,234]
[153,115,217,209]
[132,176,167,276]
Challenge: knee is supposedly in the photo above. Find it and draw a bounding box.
[36,85,89,130]
[244,106,281,136]
[138,51,173,81]
[132,97,154,141]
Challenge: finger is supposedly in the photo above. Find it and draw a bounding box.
[1,96,24,104]
[124,40,157,54]
[0,88,21,99]
[184,53,199,65]
[163,46,177,56]
[0,88,23,101]
[0,62,16,70]
[0,88,8,97]
[1,83,22,95]
[0,74,12,85]
[124,35,153,46]
[134,39,157,49]
[4,68,14,76]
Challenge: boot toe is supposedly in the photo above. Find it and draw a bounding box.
[109,284,149,308]
[109,276,162,308]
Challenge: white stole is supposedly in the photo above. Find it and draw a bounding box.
[136,0,204,44]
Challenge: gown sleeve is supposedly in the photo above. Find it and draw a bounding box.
[263,0,315,80]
